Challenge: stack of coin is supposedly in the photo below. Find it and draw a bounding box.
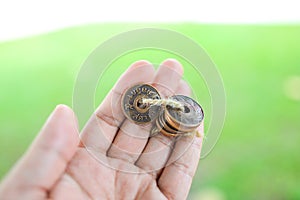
[154,95,204,137]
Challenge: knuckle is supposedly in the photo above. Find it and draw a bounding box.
[96,111,122,128]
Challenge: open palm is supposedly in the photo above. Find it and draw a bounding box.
[0,59,203,200]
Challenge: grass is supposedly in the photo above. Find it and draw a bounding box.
[0,23,300,199]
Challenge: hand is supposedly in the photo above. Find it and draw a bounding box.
[0,59,203,200]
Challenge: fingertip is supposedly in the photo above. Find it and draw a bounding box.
[127,60,154,72]
[44,104,79,146]
[52,104,79,131]
[116,60,156,92]
[131,60,151,66]
[160,58,184,76]
[52,104,74,118]
[152,59,184,97]
[55,104,72,112]
[2,104,81,191]
[54,104,74,118]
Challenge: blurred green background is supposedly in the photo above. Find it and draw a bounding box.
[0,24,300,199]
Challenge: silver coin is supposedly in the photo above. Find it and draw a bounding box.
[165,95,204,131]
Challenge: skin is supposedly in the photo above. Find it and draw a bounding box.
[0,59,203,200]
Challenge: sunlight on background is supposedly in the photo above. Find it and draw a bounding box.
[284,76,300,101]
[0,0,300,41]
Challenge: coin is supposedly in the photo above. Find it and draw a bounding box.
[165,95,204,131]
[122,84,161,124]
[156,112,185,136]
[155,117,178,137]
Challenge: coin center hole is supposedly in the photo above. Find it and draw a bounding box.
[137,99,147,109]
[183,105,190,113]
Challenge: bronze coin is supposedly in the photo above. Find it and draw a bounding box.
[161,113,181,132]
[165,95,204,131]
[160,128,179,137]
[122,84,161,124]
[155,117,178,137]
[155,114,175,136]
[164,113,197,132]
[157,112,185,136]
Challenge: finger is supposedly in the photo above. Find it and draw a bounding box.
[152,59,184,98]
[158,123,204,200]
[80,60,155,155]
[158,79,202,200]
[135,59,184,175]
[0,105,79,198]
[176,79,192,96]
[107,120,152,163]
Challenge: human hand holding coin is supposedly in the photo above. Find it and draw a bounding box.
[0,59,204,200]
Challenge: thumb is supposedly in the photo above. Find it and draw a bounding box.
[0,105,79,199]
